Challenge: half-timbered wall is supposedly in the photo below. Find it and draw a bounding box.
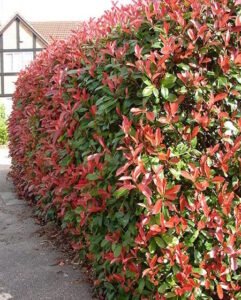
[0,17,46,115]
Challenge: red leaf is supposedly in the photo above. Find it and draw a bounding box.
[214,93,228,102]
[195,181,209,191]
[170,102,178,116]
[146,112,155,122]
[191,126,199,139]
[198,220,206,230]
[232,26,241,32]
[163,21,170,34]
[142,268,151,277]
[113,274,124,282]
[200,193,210,217]
[234,53,241,65]
[158,117,169,124]
[176,272,185,283]
[121,116,132,136]
[212,176,225,183]
[150,225,162,233]
[150,254,157,268]
[116,162,132,176]
[130,107,146,115]
[204,163,210,179]
[118,184,136,191]
[217,284,224,299]
[158,149,170,161]
[165,185,181,195]
[152,199,162,214]
[231,257,238,271]
[53,129,62,144]
[180,194,187,212]
[187,28,195,41]
[181,171,193,182]
[216,228,224,243]
[207,144,220,156]
[138,183,152,200]
[134,44,143,60]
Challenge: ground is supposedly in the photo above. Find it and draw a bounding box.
[0,147,93,300]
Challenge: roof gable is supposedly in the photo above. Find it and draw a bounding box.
[0,14,49,46]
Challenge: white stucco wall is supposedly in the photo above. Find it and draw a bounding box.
[4,76,17,94]
[2,21,17,49]
[19,23,33,48]
[36,39,45,48]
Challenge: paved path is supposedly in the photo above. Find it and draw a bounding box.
[0,147,93,300]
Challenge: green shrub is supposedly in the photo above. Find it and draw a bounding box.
[9,1,241,299]
[0,104,8,145]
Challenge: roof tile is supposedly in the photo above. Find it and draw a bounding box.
[30,21,81,43]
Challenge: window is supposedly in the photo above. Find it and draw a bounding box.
[4,52,34,73]
[4,53,14,72]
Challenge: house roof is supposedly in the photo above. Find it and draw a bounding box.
[30,21,81,44]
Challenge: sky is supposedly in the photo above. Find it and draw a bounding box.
[0,0,133,26]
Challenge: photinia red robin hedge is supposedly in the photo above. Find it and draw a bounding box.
[8,0,241,299]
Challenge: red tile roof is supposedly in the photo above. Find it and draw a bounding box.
[30,21,81,44]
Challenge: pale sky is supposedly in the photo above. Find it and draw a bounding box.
[0,0,133,26]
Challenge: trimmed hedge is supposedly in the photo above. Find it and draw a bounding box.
[9,1,241,299]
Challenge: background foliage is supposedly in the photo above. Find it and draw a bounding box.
[8,0,241,299]
[0,104,8,145]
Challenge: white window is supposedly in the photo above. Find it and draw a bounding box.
[4,52,34,72]
[4,53,14,72]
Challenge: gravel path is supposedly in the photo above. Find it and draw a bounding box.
[0,147,93,300]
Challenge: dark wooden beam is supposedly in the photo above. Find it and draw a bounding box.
[0,35,4,95]
[0,48,43,52]
[33,34,36,59]
[0,72,18,76]
[0,93,14,97]
[16,19,20,49]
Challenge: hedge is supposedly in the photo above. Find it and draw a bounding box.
[9,1,241,299]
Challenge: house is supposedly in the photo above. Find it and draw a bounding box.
[0,14,81,115]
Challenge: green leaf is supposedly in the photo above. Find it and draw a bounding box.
[162,233,179,246]
[167,93,177,102]
[161,73,176,88]
[189,230,199,243]
[217,76,228,88]
[143,85,153,97]
[67,69,79,75]
[137,278,145,293]
[153,88,159,98]
[177,63,190,71]
[169,168,181,180]
[155,237,166,248]
[86,173,99,180]
[114,244,122,257]
[142,77,152,86]
[114,189,129,199]
[165,292,176,298]
[192,268,207,276]
[161,86,169,99]
[148,239,156,253]
[158,282,168,293]
[101,238,109,248]
[191,136,197,148]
